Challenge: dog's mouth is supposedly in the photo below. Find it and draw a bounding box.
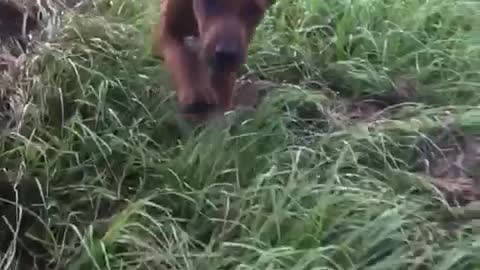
[207,54,242,73]
[178,101,223,123]
[179,101,220,115]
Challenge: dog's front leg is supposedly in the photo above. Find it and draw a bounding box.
[152,1,220,121]
[163,39,218,106]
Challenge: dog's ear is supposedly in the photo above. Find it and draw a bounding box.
[259,0,274,8]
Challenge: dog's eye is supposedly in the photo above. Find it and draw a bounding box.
[242,3,263,23]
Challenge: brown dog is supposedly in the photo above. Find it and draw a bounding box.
[151,0,272,122]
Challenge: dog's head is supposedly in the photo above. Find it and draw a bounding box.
[193,0,272,73]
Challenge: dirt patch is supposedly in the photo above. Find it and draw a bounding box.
[233,72,280,109]
[0,1,40,35]
[0,0,55,134]
[416,127,480,205]
[0,0,43,56]
[0,51,27,134]
[344,75,419,121]
[0,170,49,270]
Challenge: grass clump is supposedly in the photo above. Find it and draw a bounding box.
[0,0,480,269]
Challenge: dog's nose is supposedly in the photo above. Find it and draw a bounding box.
[212,43,240,71]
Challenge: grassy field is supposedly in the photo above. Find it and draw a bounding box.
[1,0,480,269]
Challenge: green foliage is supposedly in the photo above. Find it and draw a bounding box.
[1,0,480,269]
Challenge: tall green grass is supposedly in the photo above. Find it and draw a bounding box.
[0,0,479,269]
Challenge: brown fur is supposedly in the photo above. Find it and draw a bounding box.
[152,0,272,122]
